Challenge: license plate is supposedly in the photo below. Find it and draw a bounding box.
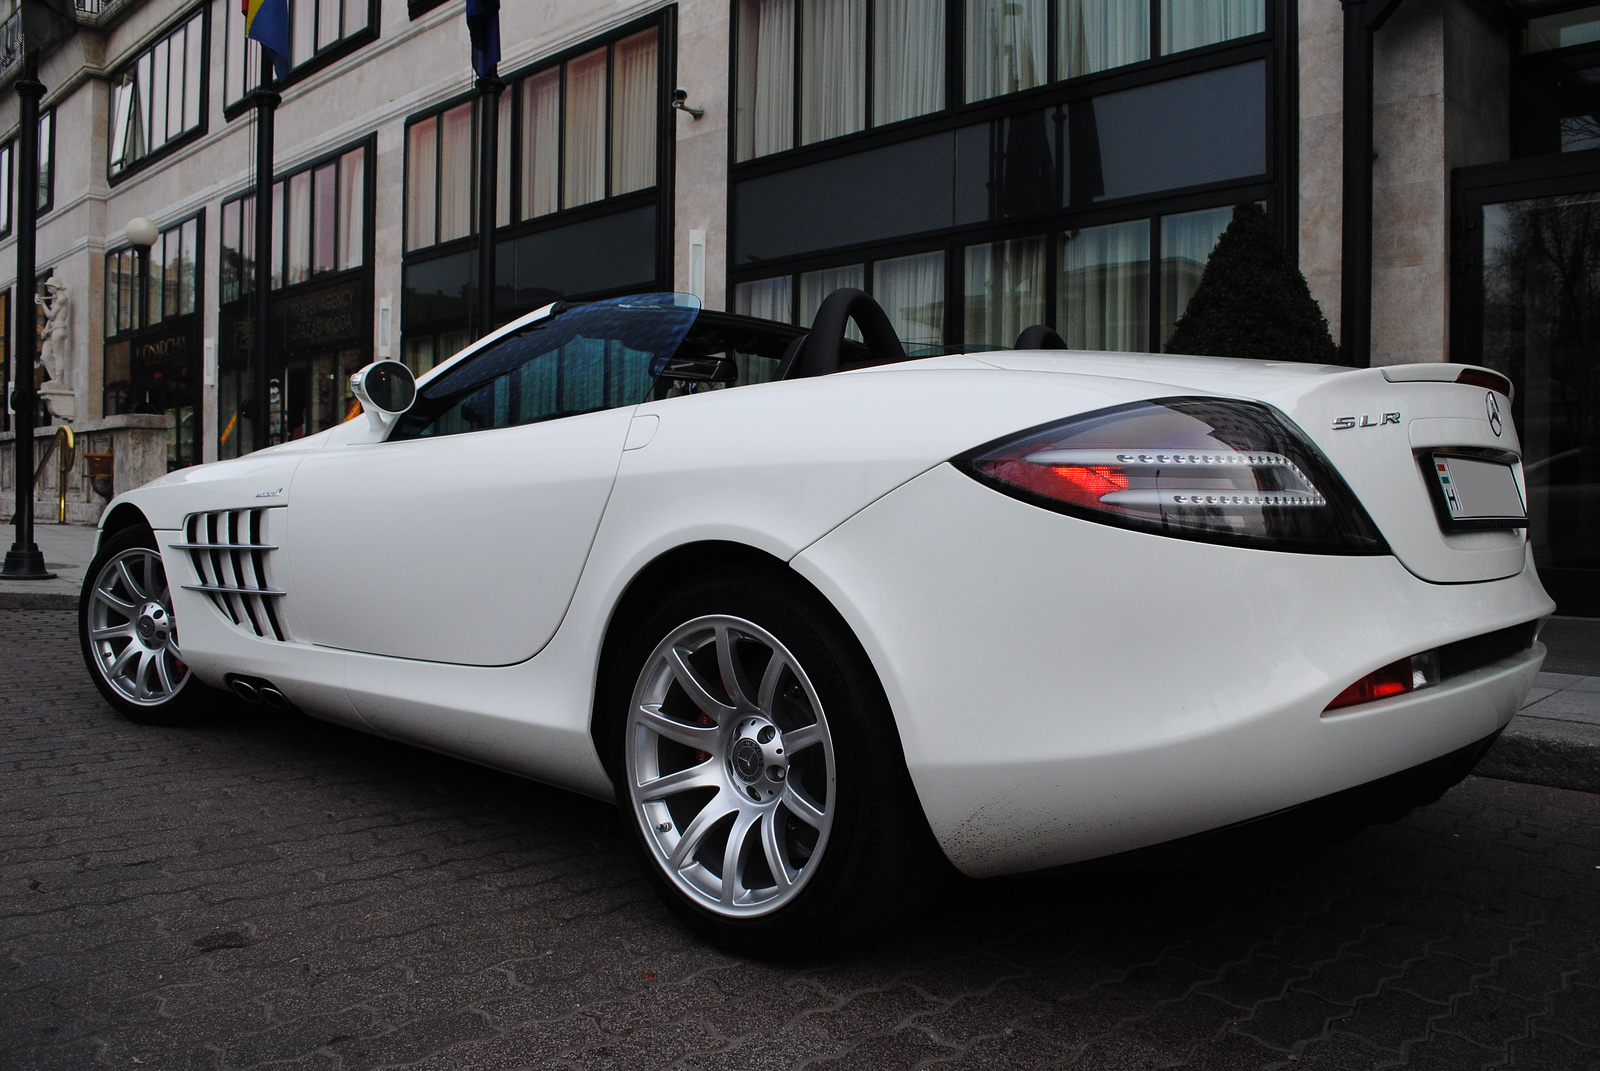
[1430,454,1526,527]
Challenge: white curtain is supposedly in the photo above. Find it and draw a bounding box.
[292,0,315,66]
[874,251,945,350]
[338,147,364,271]
[343,0,367,35]
[874,0,943,125]
[522,69,560,218]
[565,49,608,207]
[313,163,337,274]
[612,29,659,195]
[317,0,339,50]
[736,277,794,322]
[1059,0,1147,79]
[798,265,864,335]
[964,237,1044,348]
[738,0,795,160]
[182,16,202,131]
[1159,205,1231,345]
[964,0,1046,102]
[1059,219,1149,351]
[802,0,865,145]
[406,117,437,250]
[288,170,312,286]
[438,102,475,241]
[1161,0,1264,54]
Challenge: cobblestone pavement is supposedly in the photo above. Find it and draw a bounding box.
[4,608,1599,1071]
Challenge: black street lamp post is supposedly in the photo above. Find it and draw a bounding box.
[2,51,53,580]
[475,72,504,339]
[250,59,280,453]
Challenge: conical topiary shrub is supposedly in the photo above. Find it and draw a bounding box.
[1165,201,1340,365]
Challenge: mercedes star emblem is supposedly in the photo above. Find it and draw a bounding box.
[1486,391,1503,437]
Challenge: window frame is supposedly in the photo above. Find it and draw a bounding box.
[218,134,378,307]
[402,11,672,256]
[104,211,207,341]
[727,0,1292,350]
[729,0,1271,165]
[106,2,211,185]
[222,0,381,120]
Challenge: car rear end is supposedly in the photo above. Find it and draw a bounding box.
[790,358,1553,878]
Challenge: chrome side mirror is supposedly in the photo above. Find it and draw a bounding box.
[350,360,416,433]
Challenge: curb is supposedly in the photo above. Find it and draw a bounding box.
[1478,717,1600,795]
[0,592,79,610]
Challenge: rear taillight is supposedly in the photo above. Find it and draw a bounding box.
[956,399,1389,554]
[1325,651,1440,712]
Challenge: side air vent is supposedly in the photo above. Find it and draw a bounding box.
[177,509,286,641]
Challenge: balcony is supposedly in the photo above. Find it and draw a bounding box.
[0,0,141,79]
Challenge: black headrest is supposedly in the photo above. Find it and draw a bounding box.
[777,288,906,380]
[1015,325,1068,350]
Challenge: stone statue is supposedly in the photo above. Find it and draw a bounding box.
[37,276,75,422]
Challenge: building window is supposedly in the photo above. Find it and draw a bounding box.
[103,214,205,469]
[0,140,11,237]
[36,109,53,214]
[406,24,660,252]
[109,7,207,180]
[737,0,1264,158]
[224,0,375,109]
[221,143,367,304]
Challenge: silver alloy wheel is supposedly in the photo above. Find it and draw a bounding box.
[626,614,836,917]
[86,546,190,707]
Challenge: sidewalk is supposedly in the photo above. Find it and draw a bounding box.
[2,522,1596,794]
[0,522,97,609]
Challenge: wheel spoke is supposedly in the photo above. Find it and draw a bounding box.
[781,785,827,829]
[636,760,720,801]
[153,651,175,695]
[94,588,137,614]
[756,652,788,713]
[669,791,736,869]
[760,811,797,890]
[721,807,759,905]
[668,647,736,720]
[784,723,824,753]
[133,650,156,699]
[715,626,752,709]
[116,558,148,602]
[90,623,135,642]
[636,704,717,749]
[109,641,141,680]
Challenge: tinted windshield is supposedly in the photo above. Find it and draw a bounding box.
[390,293,700,440]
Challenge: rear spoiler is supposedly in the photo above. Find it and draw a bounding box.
[1381,364,1512,401]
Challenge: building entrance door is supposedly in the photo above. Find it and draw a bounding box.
[1455,155,1600,615]
[274,348,363,442]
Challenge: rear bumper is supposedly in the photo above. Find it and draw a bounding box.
[792,463,1554,878]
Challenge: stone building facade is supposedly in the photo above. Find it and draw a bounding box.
[0,0,1595,611]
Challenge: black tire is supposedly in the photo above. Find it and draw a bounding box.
[79,525,210,726]
[604,566,946,956]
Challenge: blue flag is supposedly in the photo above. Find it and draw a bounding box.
[466,0,501,80]
[244,0,292,82]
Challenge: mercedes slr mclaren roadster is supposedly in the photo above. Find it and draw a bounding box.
[79,290,1553,952]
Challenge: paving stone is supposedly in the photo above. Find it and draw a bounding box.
[3,608,1599,1071]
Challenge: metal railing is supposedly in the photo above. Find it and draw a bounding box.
[0,0,141,77]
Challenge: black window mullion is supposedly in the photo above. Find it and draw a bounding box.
[1046,0,1057,84]
[864,0,875,129]
[946,0,962,113]
[1150,0,1160,62]
[794,0,804,149]
[434,112,444,246]
[1148,213,1161,352]
[1044,228,1057,333]
[557,62,568,210]
[605,41,615,199]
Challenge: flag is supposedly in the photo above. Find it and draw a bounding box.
[243,0,292,82]
[466,0,501,80]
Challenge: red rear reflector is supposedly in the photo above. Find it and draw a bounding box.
[1456,368,1512,398]
[1325,657,1414,711]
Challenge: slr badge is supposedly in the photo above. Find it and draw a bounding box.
[1486,392,1503,437]
[1332,412,1400,431]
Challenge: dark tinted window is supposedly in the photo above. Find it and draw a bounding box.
[390,294,699,440]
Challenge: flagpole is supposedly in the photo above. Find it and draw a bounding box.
[250,50,279,452]
[475,69,504,340]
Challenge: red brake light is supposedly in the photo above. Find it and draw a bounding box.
[1455,368,1512,399]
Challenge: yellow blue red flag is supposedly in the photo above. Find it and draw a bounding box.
[243,0,292,82]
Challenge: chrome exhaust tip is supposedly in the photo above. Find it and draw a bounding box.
[258,686,290,711]
[231,679,260,703]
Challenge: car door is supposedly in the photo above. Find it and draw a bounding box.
[284,296,698,666]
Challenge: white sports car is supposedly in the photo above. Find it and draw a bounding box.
[78,290,1553,952]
